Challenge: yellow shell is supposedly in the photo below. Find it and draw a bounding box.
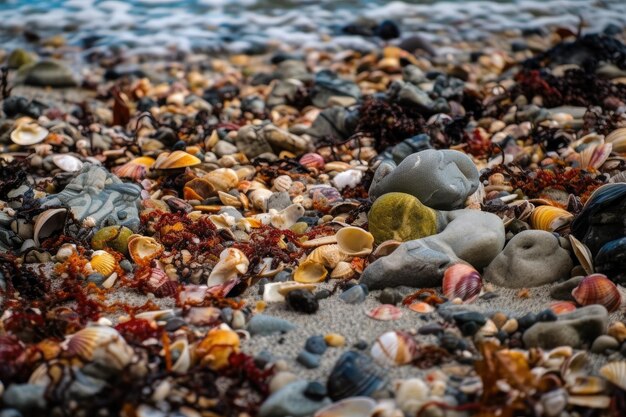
[530,206,573,232]
[330,261,354,280]
[205,168,239,192]
[194,327,240,370]
[153,150,201,170]
[89,250,117,277]
[128,236,163,264]
[336,226,374,257]
[65,326,134,371]
[10,120,49,146]
[294,259,328,283]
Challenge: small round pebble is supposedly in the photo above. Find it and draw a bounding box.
[536,309,558,322]
[517,312,538,329]
[418,323,444,335]
[86,273,106,287]
[303,381,327,400]
[379,288,402,305]
[286,289,319,314]
[324,333,346,347]
[304,335,328,355]
[119,259,133,272]
[591,335,619,354]
[255,350,274,369]
[339,284,368,304]
[297,350,321,369]
[164,317,186,332]
[353,340,368,350]
[314,289,332,300]
[274,270,293,282]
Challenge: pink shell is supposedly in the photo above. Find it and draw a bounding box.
[299,153,325,169]
[442,264,482,303]
[572,273,622,312]
[550,301,577,315]
[135,267,177,298]
[408,301,435,313]
[366,304,403,321]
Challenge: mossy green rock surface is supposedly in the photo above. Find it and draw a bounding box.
[368,192,437,244]
[8,48,35,69]
[91,225,133,255]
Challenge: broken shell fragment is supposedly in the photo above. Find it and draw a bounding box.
[294,259,328,283]
[263,282,316,303]
[194,327,240,370]
[113,156,155,180]
[330,261,355,280]
[52,154,83,172]
[34,208,67,246]
[207,248,249,287]
[183,177,216,200]
[307,244,347,269]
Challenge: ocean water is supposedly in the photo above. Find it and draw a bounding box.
[0,0,625,56]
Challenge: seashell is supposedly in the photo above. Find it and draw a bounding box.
[371,240,402,260]
[183,177,216,200]
[606,127,626,154]
[330,261,355,280]
[336,226,374,257]
[442,264,482,303]
[332,169,363,191]
[568,234,594,275]
[134,266,177,297]
[209,213,236,230]
[300,152,325,169]
[327,351,386,401]
[301,235,338,248]
[153,150,201,170]
[568,376,606,395]
[52,154,83,172]
[249,188,274,211]
[394,378,430,416]
[89,250,117,277]
[599,361,626,391]
[550,301,577,315]
[65,326,134,370]
[579,143,612,170]
[294,259,328,283]
[572,274,622,312]
[10,120,49,145]
[194,327,240,370]
[408,302,435,313]
[366,305,403,321]
[207,248,249,287]
[272,175,293,193]
[102,272,118,289]
[263,282,316,303]
[314,397,377,417]
[254,257,284,278]
[168,338,191,374]
[530,205,574,232]
[311,186,342,212]
[205,168,239,192]
[307,244,347,269]
[185,306,221,326]
[567,395,611,408]
[270,204,305,229]
[133,309,176,322]
[33,208,67,246]
[371,331,417,366]
[325,161,352,173]
[128,236,163,264]
[218,190,242,208]
[113,156,155,180]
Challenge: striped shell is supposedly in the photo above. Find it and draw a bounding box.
[153,150,201,170]
[572,274,622,312]
[294,259,328,283]
[207,248,249,287]
[113,156,154,181]
[442,264,482,303]
[568,234,594,275]
[366,305,403,321]
[128,236,163,264]
[606,128,626,154]
[272,175,293,193]
[89,250,117,277]
[306,244,347,269]
[299,152,325,169]
[65,326,134,370]
[530,205,574,232]
[135,266,177,297]
[579,142,612,170]
[10,120,48,145]
[314,397,377,417]
[336,226,374,257]
[330,261,354,280]
[550,301,578,315]
[371,331,416,366]
[600,361,626,391]
[408,302,435,313]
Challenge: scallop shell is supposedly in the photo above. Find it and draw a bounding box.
[205,168,239,192]
[568,234,594,275]
[294,259,328,283]
[270,204,305,229]
[10,120,49,145]
[314,397,377,417]
[153,150,201,170]
[113,156,155,180]
[330,261,354,280]
[128,236,163,264]
[183,177,216,200]
[33,208,67,246]
[336,226,374,257]
[366,305,403,321]
[194,327,240,370]
[606,127,626,154]
[371,331,416,366]
[65,326,134,370]
[307,244,347,269]
[572,274,622,312]
[263,282,316,303]
[580,143,613,170]
[550,301,577,315]
[89,250,117,277]
[530,205,574,232]
[272,175,293,193]
[207,248,249,287]
[408,301,435,313]
[442,264,482,303]
[600,361,626,391]
[299,152,325,169]
[52,154,83,172]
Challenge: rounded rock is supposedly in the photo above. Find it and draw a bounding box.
[286,289,319,314]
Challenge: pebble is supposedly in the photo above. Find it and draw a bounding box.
[353,340,368,350]
[501,319,519,334]
[418,323,444,335]
[303,381,327,401]
[0,410,23,417]
[378,288,402,305]
[591,335,619,353]
[339,284,368,304]
[86,273,106,287]
[286,289,319,314]
[247,314,296,336]
[550,276,584,301]
[517,313,538,330]
[324,333,346,347]
[297,350,321,369]
[536,309,558,322]
[259,380,331,417]
[452,311,487,337]
[491,312,508,329]
[314,289,332,300]
[119,260,133,272]
[273,270,292,282]
[164,317,186,332]
[269,371,299,394]
[305,335,328,355]
[2,384,46,412]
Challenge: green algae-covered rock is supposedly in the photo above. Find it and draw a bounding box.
[368,192,438,244]
[91,225,134,255]
[20,60,78,88]
[7,48,36,69]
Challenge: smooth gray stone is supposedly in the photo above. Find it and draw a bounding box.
[550,276,585,301]
[236,124,311,158]
[311,70,361,108]
[522,305,608,349]
[259,380,331,417]
[43,164,141,232]
[369,149,479,210]
[307,106,359,142]
[396,82,433,108]
[339,285,367,304]
[213,140,238,157]
[591,335,619,353]
[361,210,505,289]
[402,65,427,85]
[267,192,292,211]
[247,314,296,336]
[218,206,244,221]
[267,79,302,108]
[3,384,47,412]
[484,230,573,288]
[20,60,78,88]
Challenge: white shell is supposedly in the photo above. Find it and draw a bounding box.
[263,281,316,302]
[272,175,293,193]
[249,188,274,211]
[270,204,305,229]
[332,169,363,191]
[370,331,416,366]
[10,121,49,146]
[52,154,83,172]
[207,248,249,287]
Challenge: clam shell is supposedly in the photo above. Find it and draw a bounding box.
[370,240,401,260]
[205,168,239,192]
[10,121,49,145]
[572,274,622,312]
[599,361,626,391]
[442,264,482,303]
[371,330,416,366]
[113,156,155,180]
[183,177,216,200]
[128,236,163,264]
[530,205,574,232]
[207,248,249,287]
[336,226,374,257]
[314,397,377,417]
[366,305,403,321]
[294,259,328,283]
[65,326,134,370]
[327,351,386,401]
[330,261,354,280]
[307,244,347,269]
[568,234,594,275]
[263,281,316,303]
[272,175,293,193]
[153,150,201,170]
[194,327,240,370]
[89,250,117,277]
[33,208,67,246]
[52,154,83,172]
[606,127,626,154]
